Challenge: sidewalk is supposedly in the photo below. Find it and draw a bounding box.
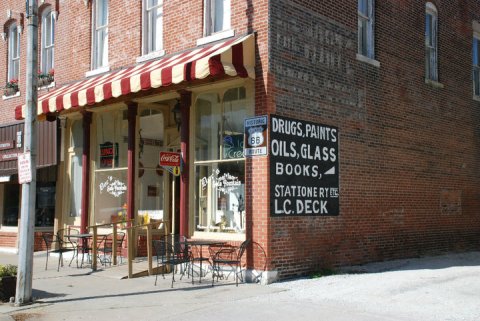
[1,250,480,321]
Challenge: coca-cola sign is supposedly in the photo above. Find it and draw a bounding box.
[159,152,181,167]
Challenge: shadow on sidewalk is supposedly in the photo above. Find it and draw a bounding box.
[32,282,233,305]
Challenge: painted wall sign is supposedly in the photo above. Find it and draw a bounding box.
[244,115,268,157]
[0,141,14,151]
[18,152,32,184]
[99,142,118,168]
[0,152,18,161]
[270,114,339,216]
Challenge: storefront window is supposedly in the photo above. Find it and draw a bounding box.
[2,184,19,226]
[93,111,128,224]
[194,86,251,234]
[138,108,164,222]
[35,184,55,227]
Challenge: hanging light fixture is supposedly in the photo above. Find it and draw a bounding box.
[171,100,181,131]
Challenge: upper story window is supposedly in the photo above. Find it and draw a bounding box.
[358,0,374,59]
[197,0,233,45]
[143,0,163,55]
[92,0,109,71]
[41,8,55,76]
[474,35,480,97]
[8,23,20,82]
[204,0,231,36]
[425,2,438,82]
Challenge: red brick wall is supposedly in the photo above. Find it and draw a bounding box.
[0,231,16,248]
[0,231,48,251]
[269,0,480,278]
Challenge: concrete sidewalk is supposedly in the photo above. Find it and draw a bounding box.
[1,250,480,321]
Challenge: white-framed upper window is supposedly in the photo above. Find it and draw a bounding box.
[8,23,20,82]
[92,0,109,70]
[204,0,231,36]
[358,0,374,59]
[143,0,163,55]
[425,2,438,81]
[41,8,55,75]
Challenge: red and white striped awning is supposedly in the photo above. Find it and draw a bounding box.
[15,34,255,120]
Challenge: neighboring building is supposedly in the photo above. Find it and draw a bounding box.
[1,0,479,282]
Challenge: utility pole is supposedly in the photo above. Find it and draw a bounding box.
[15,0,38,306]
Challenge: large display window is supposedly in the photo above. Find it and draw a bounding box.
[194,86,252,235]
[93,110,129,224]
[137,108,165,222]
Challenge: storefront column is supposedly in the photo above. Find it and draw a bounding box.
[179,91,191,238]
[127,103,137,222]
[80,111,92,234]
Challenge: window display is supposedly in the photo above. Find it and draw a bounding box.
[93,111,128,224]
[194,86,252,234]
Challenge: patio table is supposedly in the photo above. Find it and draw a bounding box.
[186,240,225,283]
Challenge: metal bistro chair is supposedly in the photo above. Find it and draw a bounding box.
[153,236,193,288]
[210,239,251,287]
[97,232,126,266]
[62,227,81,267]
[42,232,76,271]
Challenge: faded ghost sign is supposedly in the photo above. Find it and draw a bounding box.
[270,114,339,216]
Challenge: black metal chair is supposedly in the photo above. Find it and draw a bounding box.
[97,232,125,266]
[42,232,76,271]
[210,239,251,286]
[153,235,193,288]
[61,227,80,267]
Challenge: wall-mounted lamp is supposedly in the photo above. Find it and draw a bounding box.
[171,100,181,131]
[17,25,23,34]
[83,0,90,6]
[52,10,58,21]
[0,32,6,41]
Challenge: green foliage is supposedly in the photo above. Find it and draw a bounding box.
[0,265,17,278]
[310,268,336,278]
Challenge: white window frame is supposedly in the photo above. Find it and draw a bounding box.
[8,23,20,82]
[142,0,164,57]
[425,2,438,82]
[197,0,234,46]
[91,0,109,72]
[357,0,374,59]
[41,8,55,76]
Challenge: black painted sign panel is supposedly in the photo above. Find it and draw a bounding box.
[270,114,339,216]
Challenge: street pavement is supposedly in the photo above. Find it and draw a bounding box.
[1,249,479,321]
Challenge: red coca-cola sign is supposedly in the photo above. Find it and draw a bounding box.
[159,152,181,167]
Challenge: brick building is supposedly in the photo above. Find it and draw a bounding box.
[0,0,479,282]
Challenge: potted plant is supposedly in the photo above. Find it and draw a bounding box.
[38,69,54,87]
[3,79,19,96]
[0,264,17,302]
